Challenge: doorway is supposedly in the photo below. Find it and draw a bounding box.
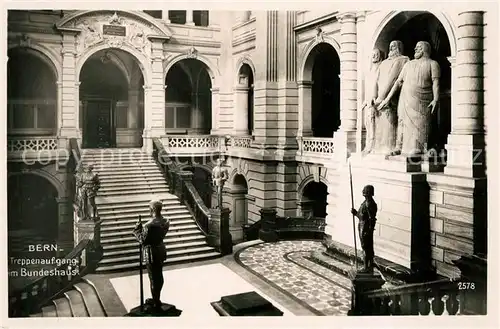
[82,99,115,148]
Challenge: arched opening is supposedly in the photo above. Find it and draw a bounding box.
[301,181,328,218]
[8,174,59,257]
[165,59,212,134]
[183,167,212,208]
[80,49,145,148]
[236,63,254,135]
[374,11,452,153]
[232,174,249,222]
[7,48,57,136]
[310,43,341,137]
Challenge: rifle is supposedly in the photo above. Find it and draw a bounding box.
[138,215,144,312]
[348,161,359,270]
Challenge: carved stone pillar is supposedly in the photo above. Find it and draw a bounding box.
[334,12,358,157]
[297,80,313,137]
[59,31,80,140]
[162,10,171,23]
[444,11,485,178]
[128,89,140,129]
[355,12,366,153]
[186,10,194,26]
[234,85,249,135]
[210,87,220,135]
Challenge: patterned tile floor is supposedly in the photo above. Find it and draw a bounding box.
[236,240,353,316]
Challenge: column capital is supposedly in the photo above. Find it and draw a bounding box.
[338,12,357,23]
[355,11,367,22]
[210,87,220,93]
[234,85,250,92]
[297,80,313,87]
[447,56,457,66]
[75,81,81,87]
[56,81,63,86]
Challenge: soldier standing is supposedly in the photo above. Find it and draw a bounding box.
[133,199,170,309]
[351,185,378,272]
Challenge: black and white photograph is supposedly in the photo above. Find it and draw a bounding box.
[2,2,498,326]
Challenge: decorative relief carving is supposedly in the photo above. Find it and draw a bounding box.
[315,26,324,43]
[74,12,152,57]
[18,34,32,47]
[186,45,198,59]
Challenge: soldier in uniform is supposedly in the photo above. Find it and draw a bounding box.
[133,199,171,309]
[80,164,100,220]
[212,157,229,209]
[351,185,378,272]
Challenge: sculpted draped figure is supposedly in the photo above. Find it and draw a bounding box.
[378,41,441,156]
[368,40,410,155]
[361,48,384,155]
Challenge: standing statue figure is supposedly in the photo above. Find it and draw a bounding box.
[378,41,441,156]
[362,48,384,155]
[351,185,378,272]
[133,199,171,310]
[80,164,101,220]
[212,157,229,209]
[370,40,410,155]
[74,163,85,220]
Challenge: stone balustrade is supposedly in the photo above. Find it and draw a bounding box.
[7,136,58,152]
[229,136,253,149]
[161,135,222,155]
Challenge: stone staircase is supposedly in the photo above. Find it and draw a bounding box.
[29,275,128,317]
[80,148,220,272]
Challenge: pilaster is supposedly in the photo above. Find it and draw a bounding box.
[297,80,313,137]
[233,85,250,135]
[59,31,80,139]
[444,11,485,178]
[56,196,73,256]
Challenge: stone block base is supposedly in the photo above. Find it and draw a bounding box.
[126,299,182,317]
[211,291,283,316]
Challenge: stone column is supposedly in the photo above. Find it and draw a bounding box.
[210,87,220,135]
[186,10,195,26]
[162,10,171,23]
[56,196,73,256]
[143,38,167,153]
[444,11,485,178]
[355,12,366,153]
[55,80,68,148]
[233,85,249,135]
[128,89,140,129]
[297,80,313,137]
[59,32,80,140]
[334,12,358,157]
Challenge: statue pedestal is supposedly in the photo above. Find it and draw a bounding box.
[126,299,182,317]
[74,217,103,248]
[347,269,385,316]
[206,208,233,255]
[351,153,422,173]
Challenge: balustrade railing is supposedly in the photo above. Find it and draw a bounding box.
[297,136,335,155]
[7,136,58,152]
[161,135,221,154]
[229,135,253,149]
[8,239,99,317]
[152,138,211,233]
[362,279,460,316]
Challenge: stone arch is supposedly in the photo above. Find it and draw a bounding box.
[56,10,172,38]
[8,169,65,197]
[76,43,151,86]
[8,44,61,81]
[371,10,457,57]
[234,55,256,85]
[297,174,329,201]
[164,54,220,83]
[299,37,341,81]
[102,51,132,85]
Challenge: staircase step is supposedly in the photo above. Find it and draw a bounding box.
[100,246,216,265]
[101,229,204,244]
[53,297,73,317]
[99,183,168,193]
[98,175,165,183]
[100,210,191,221]
[101,224,199,238]
[102,235,206,251]
[95,169,159,176]
[99,204,183,216]
[73,282,105,317]
[64,289,90,317]
[97,199,180,211]
[98,179,167,188]
[41,304,57,317]
[103,240,209,257]
[101,219,194,232]
[96,251,221,272]
[98,188,168,197]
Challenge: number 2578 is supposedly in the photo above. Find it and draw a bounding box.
[458,282,475,290]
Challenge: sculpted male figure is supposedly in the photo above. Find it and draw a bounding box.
[133,199,171,310]
[80,164,100,220]
[378,41,440,156]
[361,48,384,155]
[212,157,229,209]
[351,185,378,272]
[371,41,410,155]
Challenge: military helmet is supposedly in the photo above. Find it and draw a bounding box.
[362,185,375,196]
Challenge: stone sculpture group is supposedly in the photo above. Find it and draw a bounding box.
[362,40,441,158]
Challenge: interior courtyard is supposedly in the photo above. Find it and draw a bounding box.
[5,8,495,318]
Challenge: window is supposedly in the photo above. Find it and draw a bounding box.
[143,11,162,19]
[169,11,186,24]
[7,99,57,135]
[165,102,191,129]
[193,11,209,27]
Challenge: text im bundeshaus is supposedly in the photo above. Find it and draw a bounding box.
[9,257,79,277]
